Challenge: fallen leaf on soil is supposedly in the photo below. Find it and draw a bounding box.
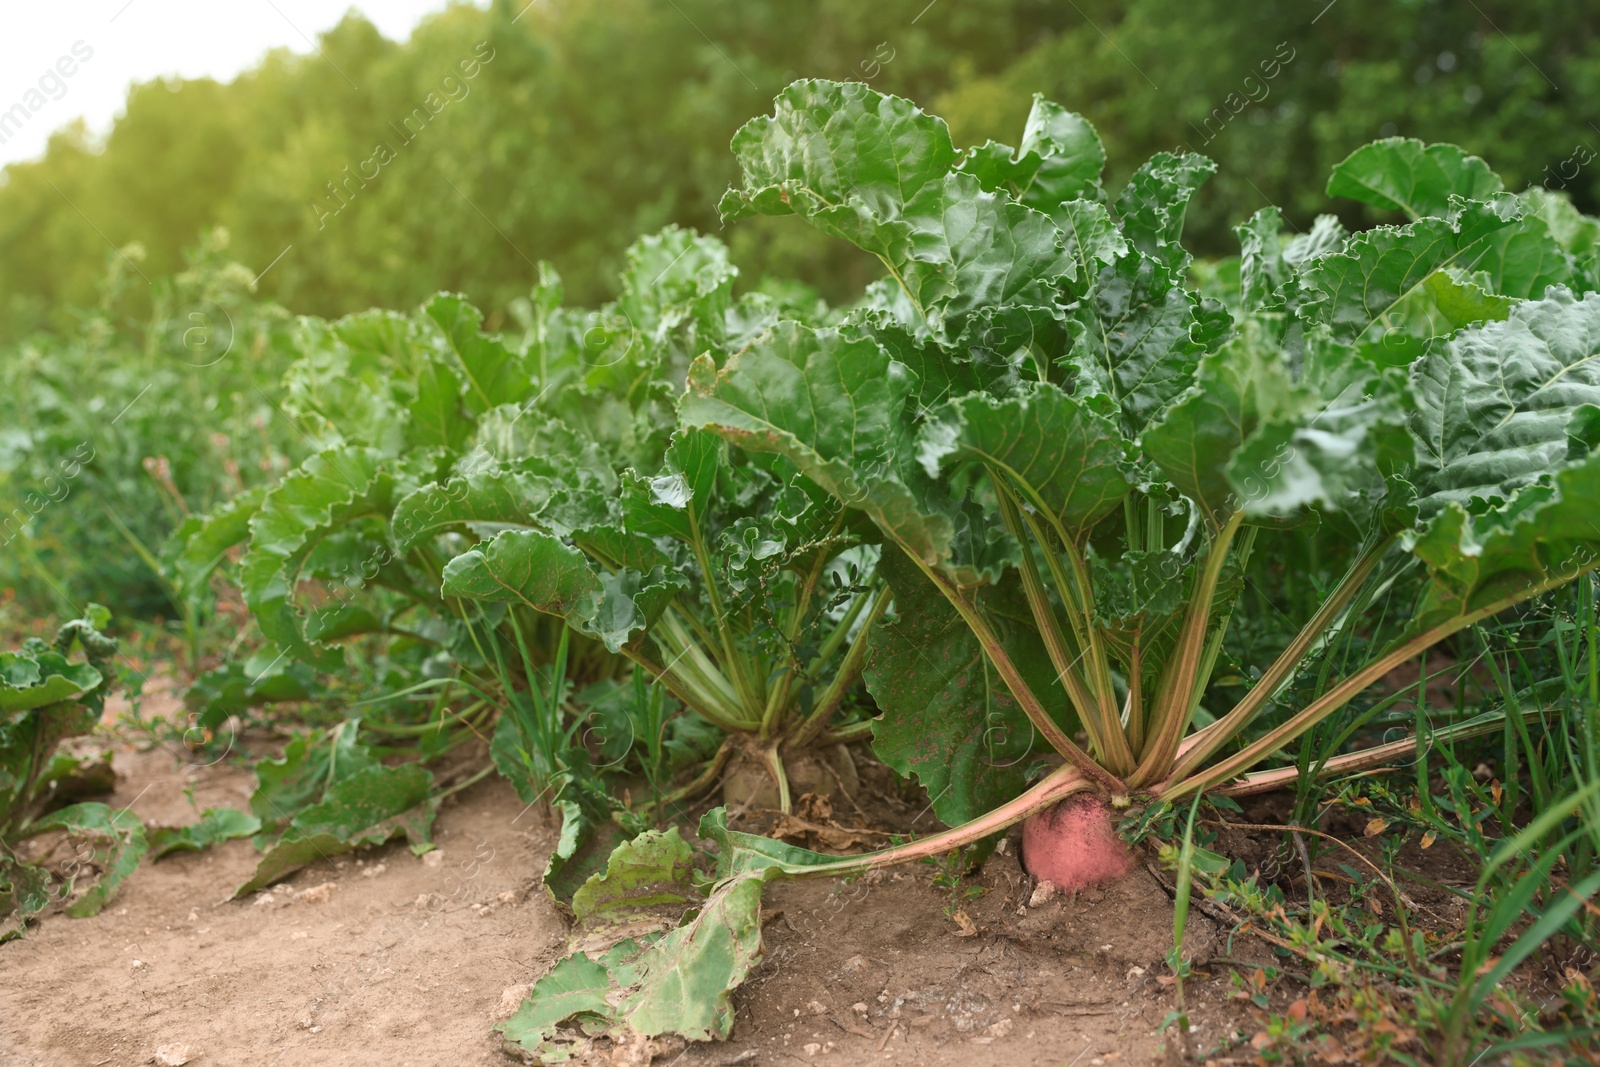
[1028,880,1059,907]
[768,812,877,851]
[949,909,978,937]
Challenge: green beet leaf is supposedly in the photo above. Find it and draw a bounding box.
[1326,138,1504,220]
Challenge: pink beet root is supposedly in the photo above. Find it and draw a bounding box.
[1020,794,1134,890]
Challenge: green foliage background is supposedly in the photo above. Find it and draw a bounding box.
[2,0,1596,338]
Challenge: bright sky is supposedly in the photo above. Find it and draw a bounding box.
[0,1,474,168]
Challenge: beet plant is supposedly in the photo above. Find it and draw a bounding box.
[0,609,148,939]
[172,225,883,897]
[501,81,1600,1059]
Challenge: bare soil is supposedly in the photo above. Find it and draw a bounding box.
[1,732,1269,1067]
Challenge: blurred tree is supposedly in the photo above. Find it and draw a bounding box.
[0,0,1593,339]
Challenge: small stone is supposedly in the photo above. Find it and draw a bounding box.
[987,1018,1014,1037]
[850,1002,869,1015]
[1126,965,1145,980]
[494,984,531,1020]
[1028,880,1059,907]
[295,882,338,904]
[291,931,309,940]
[806,1000,828,1016]
[185,909,198,922]
[421,850,444,868]
[361,862,387,879]
[152,1044,192,1066]
[131,959,145,969]
[803,1043,822,1056]
[496,890,515,904]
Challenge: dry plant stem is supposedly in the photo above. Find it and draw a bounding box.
[1206,707,1548,797]
[775,762,1092,879]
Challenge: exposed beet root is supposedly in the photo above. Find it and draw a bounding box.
[721,743,859,810]
[1020,794,1134,890]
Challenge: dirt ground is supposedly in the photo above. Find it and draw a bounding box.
[1,728,1269,1067]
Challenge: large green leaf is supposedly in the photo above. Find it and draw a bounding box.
[0,651,100,716]
[615,430,724,544]
[424,294,533,416]
[1472,214,1573,299]
[235,762,435,896]
[683,324,1019,587]
[240,448,389,671]
[248,723,378,827]
[148,807,261,860]
[1326,138,1503,220]
[441,530,684,652]
[542,785,635,912]
[1065,251,1220,439]
[500,810,831,1060]
[390,470,557,552]
[719,79,957,258]
[617,225,738,353]
[1143,324,1307,526]
[25,803,149,918]
[1410,288,1600,516]
[958,95,1106,212]
[1114,152,1215,270]
[570,827,697,928]
[863,550,1053,827]
[1236,206,1288,310]
[896,172,1075,340]
[1406,451,1600,637]
[1057,199,1129,294]
[409,358,472,450]
[682,324,933,553]
[1297,198,1522,343]
[917,381,1130,540]
[164,485,267,601]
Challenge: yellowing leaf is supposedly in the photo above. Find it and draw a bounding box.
[1364,818,1389,837]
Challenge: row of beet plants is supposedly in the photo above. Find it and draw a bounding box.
[156,80,1600,1058]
